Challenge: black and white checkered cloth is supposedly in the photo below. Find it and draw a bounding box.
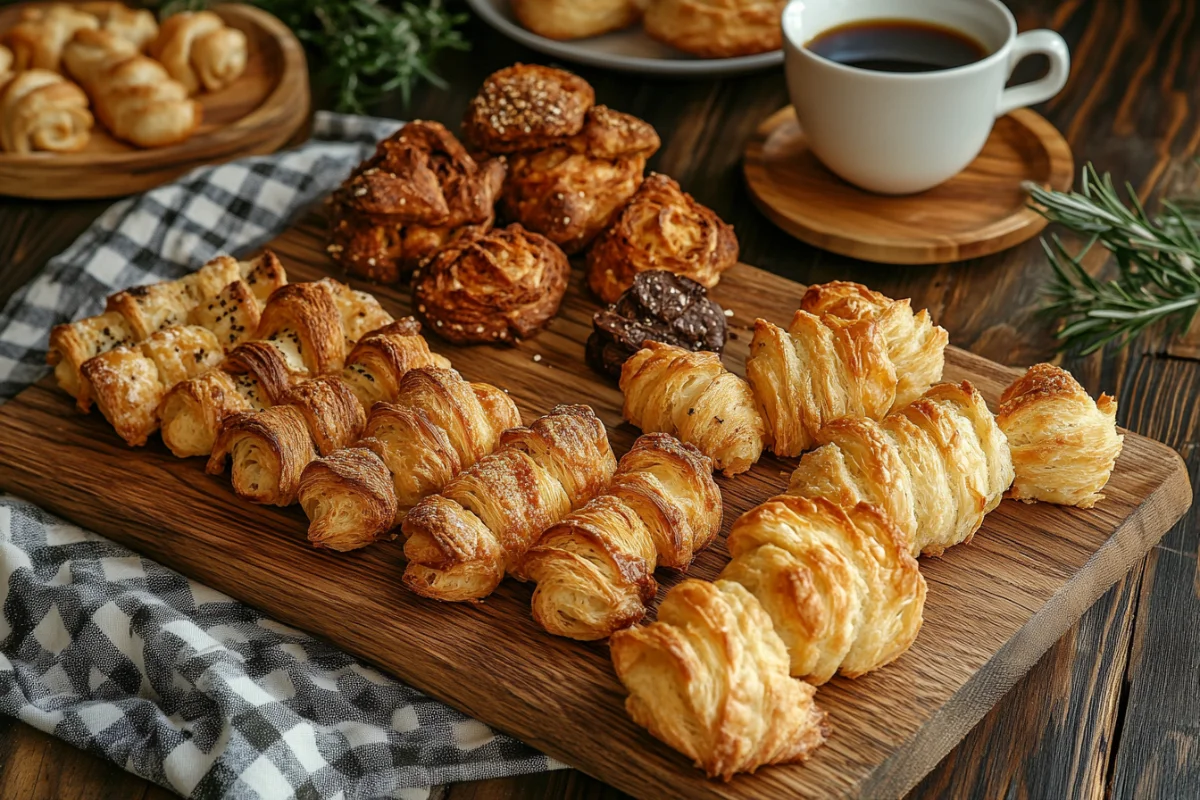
[0,112,562,799]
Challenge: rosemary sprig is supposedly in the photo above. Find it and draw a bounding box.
[1025,164,1200,354]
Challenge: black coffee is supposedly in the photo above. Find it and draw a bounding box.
[806,19,988,73]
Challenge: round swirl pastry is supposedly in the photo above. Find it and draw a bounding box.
[512,0,642,40]
[587,172,739,304]
[327,120,506,283]
[413,223,570,344]
[643,0,788,58]
[462,63,595,154]
[502,105,660,254]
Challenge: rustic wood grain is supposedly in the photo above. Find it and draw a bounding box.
[742,106,1074,264]
[0,215,1189,799]
[0,4,310,199]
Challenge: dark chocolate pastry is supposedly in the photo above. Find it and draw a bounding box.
[586,270,727,379]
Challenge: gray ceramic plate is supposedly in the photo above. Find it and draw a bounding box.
[466,0,783,77]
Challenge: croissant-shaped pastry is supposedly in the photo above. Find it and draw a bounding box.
[326,121,506,283]
[462,63,595,154]
[63,29,201,148]
[81,325,224,446]
[586,173,738,304]
[340,319,453,410]
[511,0,642,39]
[996,364,1123,508]
[149,11,247,94]
[720,496,926,684]
[207,405,316,506]
[643,0,787,59]
[521,433,721,640]
[501,105,661,254]
[298,443,400,552]
[77,2,159,50]
[402,405,616,602]
[799,281,948,409]
[0,69,93,154]
[413,223,570,345]
[4,5,98,72]
[621,341,767,476]
[746,311,897,457]
[610,579,828,780]
[788,381,1014,557]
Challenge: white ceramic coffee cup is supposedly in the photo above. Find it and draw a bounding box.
[781,0,1070,194]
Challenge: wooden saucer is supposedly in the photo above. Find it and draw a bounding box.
[743,106,1073,264]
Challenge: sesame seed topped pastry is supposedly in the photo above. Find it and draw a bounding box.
[462,63,595,154]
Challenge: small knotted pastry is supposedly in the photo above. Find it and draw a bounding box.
[621,341,767,476]
[501,105,661,254]
[586,173,738,304]
[339,318,453,410]
[207,405,316,506]
[414,223,570,344]
[746,311,897,457]
[997,363,1123,508]
[719,496,926,684]
[149,11,248,94]
[521,433,721,640]
[788,381,1014,557]
[77,2,159,50]
[0,69,93,154]
[298,443,400,552]
[402,405,616,602]
[462,63,595,154]
[326,121,506,282]
[799,281,948,409]
[643,0,788,58]
[4,5,99,72]
[512,0,642,39]
[610,579,828,780]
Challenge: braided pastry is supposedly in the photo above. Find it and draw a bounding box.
[719,496,926,684]
[4,5,98,72]
[462,64,595,154]
[402,405,616,602]
[997,363,1123,508]
[148,11,247,94]
[0,69,93,154]
[413,223,570,344]
[587,173,738,304]
[501,105,660,254]
[799,281,948,408]
[610,579,828,780]
[788,380,1014,557]
[620,341,767,476]
[643,0,787,58]
[512,0,642,39]
[326,121,506,283]
[521,433,721,641]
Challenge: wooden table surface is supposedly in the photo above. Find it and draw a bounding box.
[1,1,1197,798]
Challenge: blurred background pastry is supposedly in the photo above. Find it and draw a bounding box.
[642,0,787,58]
[149,10,247,94]
[0,67,93,153]
[512,0,644,40]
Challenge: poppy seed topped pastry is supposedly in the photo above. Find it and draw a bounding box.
[462,63,595,153]
[413,223,570,344]
[512,0,643,40]
[327,120,506,283]
[587,173,738,304]
[643,0,788,59]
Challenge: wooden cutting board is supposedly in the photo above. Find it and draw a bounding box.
[0,214,1190,799]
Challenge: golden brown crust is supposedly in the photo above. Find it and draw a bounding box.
[643,0,787,58]
[720,495,926,684]
[187,278,261,351]
[158,369,253,458]
[414,223,569,344]
[0,69,93,154]
[149,11,247,94]
[512,0,642,39]
[462,63,595,153]
[253,280,349,376]
[77,3,159,50]
[285,376,366,457]
[501,105,660,254]
[620,341,767,476]
[208,405,317,506]
[610,578,828,780]
[298,444,399,552]
[339,318,452,411]
[997,363,1123,508]
[4,5,99,72]
[586,173,737,304]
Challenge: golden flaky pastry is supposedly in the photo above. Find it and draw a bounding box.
[298,444,399,552]
[720,496,926,684]
[0,69,93,154]
[502,105,660,254]
[997,363,1123,508]
[643,0,787,58]
[747,311,896,457]
[512,0,642,39]
[521,433,721,641]
[338,318,453,411]
[414,223,569,344]
[610,579,828,780]
[4,5,98,72]
[800,281,948,409]
[621,341,767,476]
[327,121,506,282]
[462,63,595,154]
[208,405,317,506]
[402,405,616,602]
[788,381,1014,557]
[149,10,247,94]
[587,172,738,303]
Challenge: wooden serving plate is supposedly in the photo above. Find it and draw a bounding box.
[0,214,1190,799]
[0,3,309,199]
[744,106,1074,264]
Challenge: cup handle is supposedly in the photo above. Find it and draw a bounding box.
[995,29,1071,117]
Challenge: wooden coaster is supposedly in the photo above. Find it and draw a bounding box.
[743,106,1073,264]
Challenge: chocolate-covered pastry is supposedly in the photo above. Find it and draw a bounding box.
[586,270,727,378]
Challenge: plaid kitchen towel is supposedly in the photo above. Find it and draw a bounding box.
[0,113,563,799]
